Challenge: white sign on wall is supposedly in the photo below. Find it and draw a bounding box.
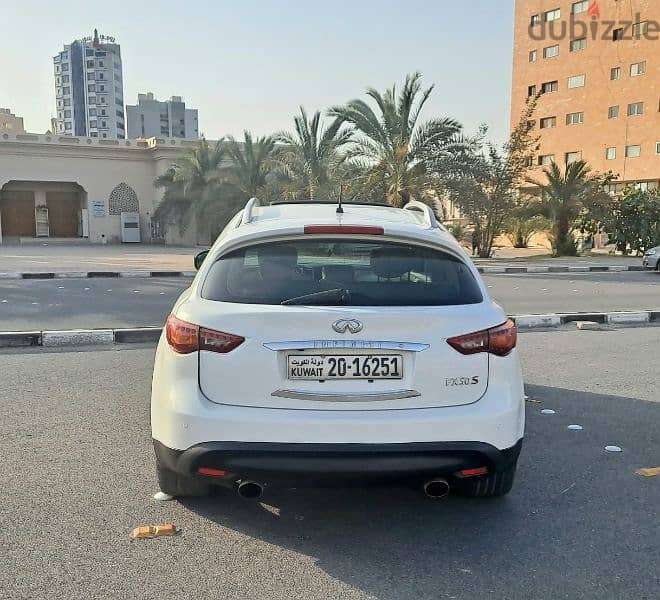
[92,200,106,217]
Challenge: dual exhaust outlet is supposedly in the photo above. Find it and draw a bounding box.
[235,478,450,500]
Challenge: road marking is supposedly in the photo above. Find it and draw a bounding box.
[605,445,623,453]
[567,424,583,430]
[541,409,556,415]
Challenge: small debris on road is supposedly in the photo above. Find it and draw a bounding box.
[605,445,623,453]
[153,491,174,501]
[541,409,556,415]
[130,524,178,540]
[567,425,584,431]
[635,467,660,478]
[525,397,542,404]
[576,321,600,331]
[84,287,91,291]
[133,290,141,293]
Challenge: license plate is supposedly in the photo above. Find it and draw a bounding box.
[287,354,403,380]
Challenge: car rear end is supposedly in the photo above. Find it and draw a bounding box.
[151,209,524,498]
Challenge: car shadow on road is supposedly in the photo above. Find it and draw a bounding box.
[178,385,659,600]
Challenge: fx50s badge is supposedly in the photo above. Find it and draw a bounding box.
[445,376,480,387]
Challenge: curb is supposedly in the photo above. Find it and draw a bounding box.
[477,265,649,274]
[1,312,658,348]
[0,266,652,279]
[0,271,197,280]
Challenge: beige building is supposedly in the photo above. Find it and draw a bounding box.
[0,109,25,134]
[512,0,660,190]
[0,132,200,245]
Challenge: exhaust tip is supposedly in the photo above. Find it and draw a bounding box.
[237,481,263,500]
[423,478,450,499]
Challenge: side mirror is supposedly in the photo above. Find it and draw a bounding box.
[194,250,209,270]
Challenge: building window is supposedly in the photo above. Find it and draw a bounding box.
[62,87,70,95]
[565,151,582,164]
[606,147,617,160]
[543,45,560,58]
[61,63,69,71]
[102,133,107,139]
[531,14,541,26]
[54,65,60,74]
[87,60,94,68]
[88,84,95,92]
[90,132,98,138]
[98,72,104,80]
[89,108,96,116]
[98,60,104,67]
[63,98,71,107]
[56,77,61,85]
[656,142,660,155]
[626,145,641,158]
[86,49,94,56]
[566,112,584,125]
[544,8,561,21]
[101,120,107,128]
[99,97,106,104]
[608,105,619,119]
[570,37,587,52]
[611,67,621,80]
[572,1,588,14]
[628,102,644,116]
[99,85,105,92]
[64,110,71,118]
[541,81,558,94]
[630,62,646,77]
[540,116,557,129]
[538,154,555,166]
[89,120,97,129]
[62,75,69,83]
[87,73,95,81]
[100,109,107,116]
[64,122,72,130]
[613,28,624,41]
[88,96,96,105]
[528,85,537,97]
[529,50,538,62]
[633,21,649,38]
[568,74,586,88]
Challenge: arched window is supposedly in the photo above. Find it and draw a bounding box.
[108,183,139,215]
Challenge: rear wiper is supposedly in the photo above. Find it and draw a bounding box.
[281,288,350,306]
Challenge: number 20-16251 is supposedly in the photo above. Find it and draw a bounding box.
[327,356,401,378]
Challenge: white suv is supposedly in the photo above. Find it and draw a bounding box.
[151,199,524,500]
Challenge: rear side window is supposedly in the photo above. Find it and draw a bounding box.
[201,240,483,306]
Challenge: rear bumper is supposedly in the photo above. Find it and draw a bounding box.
[154,438,523,487]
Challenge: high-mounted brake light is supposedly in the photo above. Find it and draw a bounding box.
[446,320,517,357]
[165,315,245,355]
[304,225,384,235]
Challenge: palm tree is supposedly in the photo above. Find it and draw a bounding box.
[154,137,225,232]
[527,159,603,256]
[224,131,278,200]
[275,107,352,200]
[328,72,467,208]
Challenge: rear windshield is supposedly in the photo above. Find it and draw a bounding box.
[201,239,483,306]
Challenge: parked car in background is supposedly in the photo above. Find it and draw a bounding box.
[642,246,660,271]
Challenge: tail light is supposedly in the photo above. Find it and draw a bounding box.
[447,320,517,357]
[165,315,244,355]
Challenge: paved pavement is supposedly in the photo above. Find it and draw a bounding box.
[0,242,645,274]
[0,328,658,599]
[1,271,658,330]
[0,244,199,273]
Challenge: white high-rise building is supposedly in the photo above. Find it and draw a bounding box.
[126,93,199,139]
[53,29,125,139]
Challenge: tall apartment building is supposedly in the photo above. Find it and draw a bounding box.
[512,0,660,191]
[53,29,125,139]
[126,93,199,139]
[0,109,25,133]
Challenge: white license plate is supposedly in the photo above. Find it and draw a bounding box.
[287,354,403,380]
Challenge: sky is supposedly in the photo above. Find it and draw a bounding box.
[0,0,515,145]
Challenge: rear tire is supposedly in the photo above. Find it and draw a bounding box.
[155,455,210,498]
[455,464,516,498]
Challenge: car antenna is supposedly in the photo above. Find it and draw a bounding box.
[337,184,344,214]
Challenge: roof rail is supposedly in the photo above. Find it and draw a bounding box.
[402,200,442,229]
[240,197,261,225]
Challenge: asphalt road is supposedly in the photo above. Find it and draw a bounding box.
[1,271,659,330]
[0,328,658,600]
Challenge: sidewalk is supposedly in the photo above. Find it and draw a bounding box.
[0,242,645,273]
[0,244,199,273]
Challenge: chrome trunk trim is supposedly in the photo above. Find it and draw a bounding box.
[271,389,421,402]
[263,340,429,352]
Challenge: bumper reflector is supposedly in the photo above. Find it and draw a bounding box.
[460,467,489,477]
[197,467,227,477]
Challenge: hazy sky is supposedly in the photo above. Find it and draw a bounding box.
[0,0,515,144]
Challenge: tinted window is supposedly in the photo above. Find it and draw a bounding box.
[202,240,483,306]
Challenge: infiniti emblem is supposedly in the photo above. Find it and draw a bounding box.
[332,319,363,334]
